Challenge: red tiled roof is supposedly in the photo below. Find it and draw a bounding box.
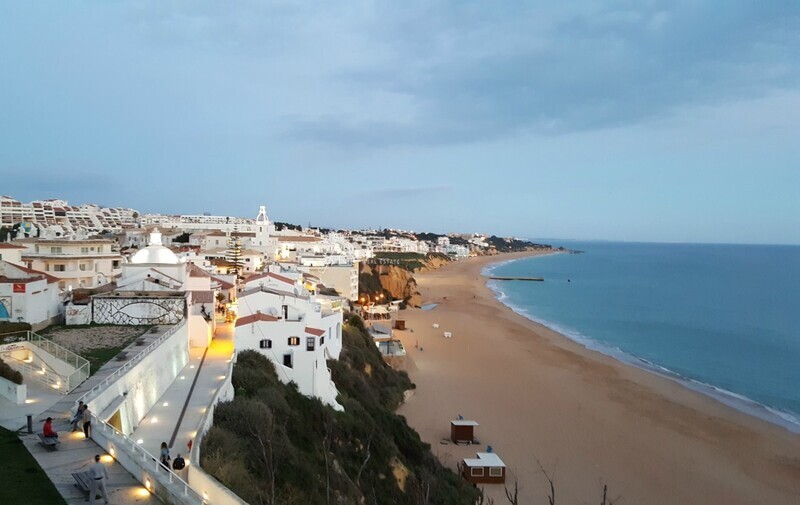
[210,276,234,290]
[246,271,294,286]
[235,312,280,327]
[15,264,59,284]
[188,264,213,278]
[0,243,27,249]
[277,236,321,242]
[305,327,325,337]
[190,291,215,304]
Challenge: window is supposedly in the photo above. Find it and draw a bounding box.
[489,468,503,477]
[470,467,484,477]
[53,264,66,272]
[79,264,86,271]
[81,247,89,253]
[112,261,120,268]
[320,336,324,345]
[283,353,293,368]
[306,337,315,351]
[259,339,272,349]
[51,246,62,254]
[288,337,300,346]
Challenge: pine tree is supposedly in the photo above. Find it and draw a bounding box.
[226,228,244,278]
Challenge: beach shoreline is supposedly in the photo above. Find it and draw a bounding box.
[395,252,800,505]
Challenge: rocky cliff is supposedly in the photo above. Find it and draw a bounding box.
[360,263,423,307]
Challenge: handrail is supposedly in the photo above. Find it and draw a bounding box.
[91,412,206,503]
[27,331,91,391]
[28,331,90,368]
[79,321,186,404]
[1,354,63,390]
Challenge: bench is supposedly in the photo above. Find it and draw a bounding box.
[72,470,104,500]
[37,433,59,450]
[116,352,129,361]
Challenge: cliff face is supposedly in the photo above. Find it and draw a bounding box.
[416,254,451,272]
[360,263,422,307]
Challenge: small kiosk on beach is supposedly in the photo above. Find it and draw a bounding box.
[450,419,479,443]
[460,452,506,484]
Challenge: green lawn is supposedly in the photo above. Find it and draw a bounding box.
[0,427,66,505]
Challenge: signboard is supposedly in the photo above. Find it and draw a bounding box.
[12,283,25,294]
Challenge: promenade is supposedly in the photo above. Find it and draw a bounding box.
[15,320,235,505]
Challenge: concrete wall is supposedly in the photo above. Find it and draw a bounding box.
[84,322,189,436]
[0,278,61,326]
[187,314,212,348]
[65,303,91,325]
[0,376,25,404]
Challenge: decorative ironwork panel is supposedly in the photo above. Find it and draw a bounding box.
[93,297,185,325]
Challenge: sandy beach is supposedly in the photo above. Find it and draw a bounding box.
[395,252,800,504]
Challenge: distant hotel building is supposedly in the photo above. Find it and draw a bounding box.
[0,196,137,235]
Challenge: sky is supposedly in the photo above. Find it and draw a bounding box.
[1,1,799,244]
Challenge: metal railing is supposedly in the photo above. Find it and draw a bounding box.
[1,353,63,390]
[80,321,186,403]
[91,412,206,504]
[27,331,90,391]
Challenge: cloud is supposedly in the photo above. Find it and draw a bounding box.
[279,1,800,146]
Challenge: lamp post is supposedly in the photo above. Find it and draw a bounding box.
[359,292,386,321]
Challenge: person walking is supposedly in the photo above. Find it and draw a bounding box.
[70,401,85,432]
[172,454,186,471]
[88,454,109,505]
[82,404,92,440]
[159,441,170,468]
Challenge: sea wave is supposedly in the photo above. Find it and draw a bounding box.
[483,263,800,434]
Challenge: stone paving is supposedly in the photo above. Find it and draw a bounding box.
[131,321,234,474]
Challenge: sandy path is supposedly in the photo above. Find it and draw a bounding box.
[395,252,800,505]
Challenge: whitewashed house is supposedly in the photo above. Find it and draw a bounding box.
[235,271,344,410]
[0,243,26,266]
[0,260,61,328]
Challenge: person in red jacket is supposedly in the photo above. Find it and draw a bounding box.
[42,417,58,440]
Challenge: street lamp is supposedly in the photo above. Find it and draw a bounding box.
[359,292,385,320]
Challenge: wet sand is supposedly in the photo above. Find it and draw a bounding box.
[395,252,800,504]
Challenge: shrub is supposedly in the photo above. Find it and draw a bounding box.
[0,358,23,385]
[202,318,479,504]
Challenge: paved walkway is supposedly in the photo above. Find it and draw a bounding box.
[18,327,172,505]
[131,320,234,470]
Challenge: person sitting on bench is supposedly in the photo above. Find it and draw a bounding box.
[43,417,58,441]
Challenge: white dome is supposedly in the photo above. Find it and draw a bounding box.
[130,245,180,265]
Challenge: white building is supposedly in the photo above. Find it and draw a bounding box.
[69,230,219,347]
[235,271,344,410]
[0,195,138,236]
[0,243,26,266]
[297,262,360,302]
[0,260,62,328]
[16,238,122,290]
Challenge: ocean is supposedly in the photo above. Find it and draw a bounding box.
[484,241,800,431]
